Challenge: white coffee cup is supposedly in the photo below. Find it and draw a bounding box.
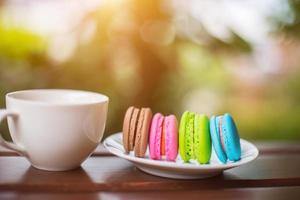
[0,89,109,171]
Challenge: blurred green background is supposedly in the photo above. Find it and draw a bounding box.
[1,0,300,140]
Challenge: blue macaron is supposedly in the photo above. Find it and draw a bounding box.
[210,113,241,163]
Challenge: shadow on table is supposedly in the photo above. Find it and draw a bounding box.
[17,166,99,200]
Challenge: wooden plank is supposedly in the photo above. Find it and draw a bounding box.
[1,187,300,200]
[0,154,300,192]
[254,141,300,154]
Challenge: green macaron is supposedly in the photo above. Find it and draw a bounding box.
[180,112,212,164]
[194,114,211,164]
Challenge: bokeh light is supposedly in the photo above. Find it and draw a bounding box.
[1,0,300,140]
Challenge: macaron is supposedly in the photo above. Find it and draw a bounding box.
[210,113,241,163]
[149,113,178,161]
[122,106,152,157]
[179,111,211,163]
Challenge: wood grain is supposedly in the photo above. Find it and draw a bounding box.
[1,141,300,200]
[0,187,300,200]
[0,154,300,192]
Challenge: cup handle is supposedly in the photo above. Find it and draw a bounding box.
[0,109,26,156]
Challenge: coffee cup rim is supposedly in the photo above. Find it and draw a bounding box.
[6,89,109,106]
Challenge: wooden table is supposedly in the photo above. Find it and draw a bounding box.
[1,142,300,199]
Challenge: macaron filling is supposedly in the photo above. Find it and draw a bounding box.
[186,112,194,159]
[161,120,166,156]
[218,116,226,152]
[135,109,145,148]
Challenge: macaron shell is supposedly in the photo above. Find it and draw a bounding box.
[164,115,178,161]
[194,114,211,164]
[134,108,152,157]
[209,116,227,163]
[122,106,134,153]
[129,108,140,151]
[179,111,194,162]
[179,111,189,162]
[149,113,164,160]
[221,113,241,161]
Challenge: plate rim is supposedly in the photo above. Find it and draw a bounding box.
[103,132,259,170]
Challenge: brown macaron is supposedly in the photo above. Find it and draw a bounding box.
[134,108,153,157]
[122,106,152,157]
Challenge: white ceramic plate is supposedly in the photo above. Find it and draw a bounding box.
[103,132,259,179]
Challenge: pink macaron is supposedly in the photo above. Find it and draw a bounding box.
[149,113,178,161]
